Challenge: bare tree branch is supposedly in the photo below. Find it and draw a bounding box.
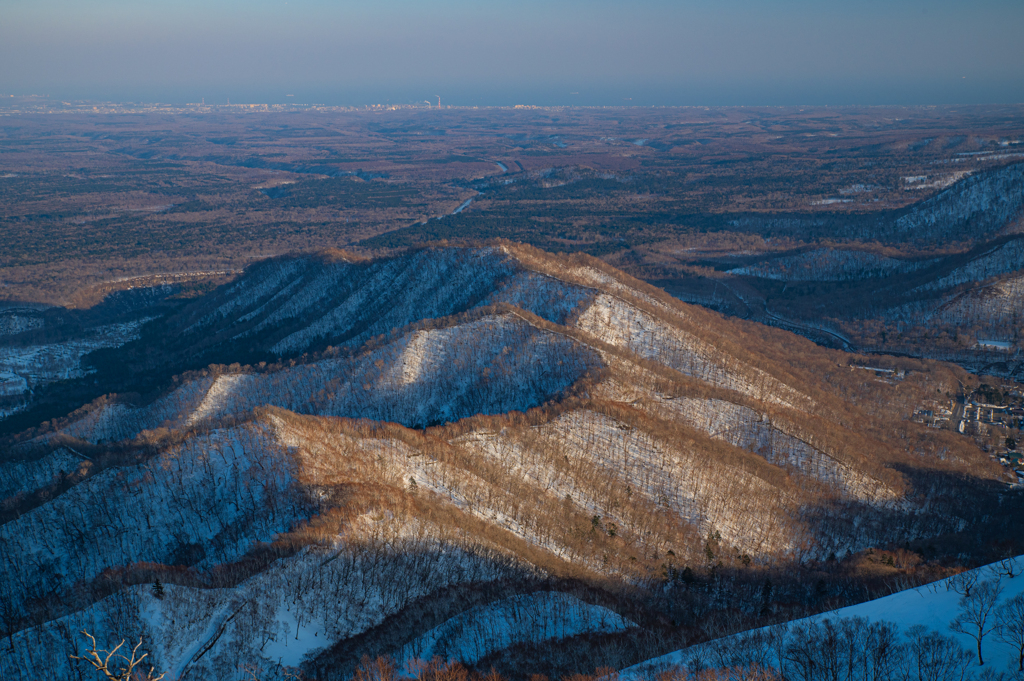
[69,630,166,681]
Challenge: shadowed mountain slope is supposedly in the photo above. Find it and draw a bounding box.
[621,164,1024,375]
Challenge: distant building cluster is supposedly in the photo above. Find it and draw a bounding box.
[0,98,568,115]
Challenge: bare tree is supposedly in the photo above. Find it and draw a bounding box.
[950,578,1003,666]
[864,619,903,680]
[354,655,399,681]
[902,625,974,681]
[999,555,1022,580]
[69,631,165,681]
[949,570,981,598]
[996,593,1024,672]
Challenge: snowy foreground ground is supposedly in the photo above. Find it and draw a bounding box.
[624,556,1024,678]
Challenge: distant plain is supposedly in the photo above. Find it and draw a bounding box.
[2,104,1023,372]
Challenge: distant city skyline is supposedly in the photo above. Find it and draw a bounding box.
[3,0,1023,106]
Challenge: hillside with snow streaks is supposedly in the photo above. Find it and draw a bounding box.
[913,237,1024,293]
[483,269,595,323]
[0,446,82,500]
[576,294,811,410]
[265,253,594,356]
[729,249,938,282]
[48,374,217,443]
[541,409,795,554]
[272,314,596,428]
[190,259,306,331]
[48,314,598,444]
[397,592,635,667]
[934,274,1024,333]
[170,248,599,363]
[0,243,1010,681]
[0,309,46,338]
[0,318,153,414]
[879,273,1024,345]
[693,166,1024,371]
[0,536,522,680]
[271,250,514,352]
[0,425,303,625]
[654,396,897,504]
[889,161,1024,242]
[877,256,1024,349]
[726,162,1024,245]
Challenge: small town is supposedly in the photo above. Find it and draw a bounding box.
[914,383,1024,482]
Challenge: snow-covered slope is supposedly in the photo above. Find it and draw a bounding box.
[397,592,635,668]
[731,161,1024,246]
[624,556,1024,679]
[729,249,939,282]
[575,293,812,410]
[0,425,303,624]
[47,313,599,443]
[0,318,152,417]
[0,308,46,338]
[0,243,1007,681]
[888,161,1024,242]
[175,247,595,359]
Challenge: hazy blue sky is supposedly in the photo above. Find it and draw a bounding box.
[2,0,1022,106]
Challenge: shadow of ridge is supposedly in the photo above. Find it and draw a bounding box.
[1,244,598,442]
[474,628,669,681]
[302,576,657,681]
[801,461,1023,565]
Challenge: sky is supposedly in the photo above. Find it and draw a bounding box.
[2,0,1023,106]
